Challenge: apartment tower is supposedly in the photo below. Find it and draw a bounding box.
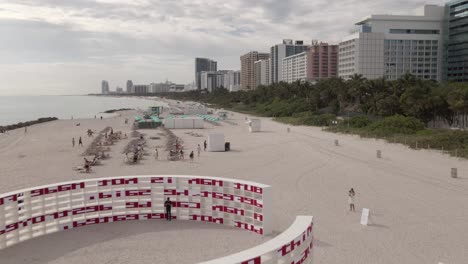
[195,58,217,89]
[240,51,269,90]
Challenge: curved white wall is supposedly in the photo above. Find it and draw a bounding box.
[0,175,272,249]
[0,175,314,264]
[202,215,314,264]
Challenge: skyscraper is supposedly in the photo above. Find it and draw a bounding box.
[126,80,133,93]
[101,80,109,94]
[195,58,217,89]
[270,40,310,83]
[444,0,468,82]
[338,5,444,81]
[240,51,269,90]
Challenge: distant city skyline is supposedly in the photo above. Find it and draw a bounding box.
[0,0,447,95]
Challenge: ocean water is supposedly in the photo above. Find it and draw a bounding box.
[0,96,165,126]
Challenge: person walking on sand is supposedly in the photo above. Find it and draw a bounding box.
[204,140,207,151]
[180,149,184,159]
[164,198,172,221]
[72,137,75,147]
[189,151,194,163]
[348,188,356,212]
[78,137,83,147]
[24,126,27,133]
[197,144,201,157]
[154,148,159,160]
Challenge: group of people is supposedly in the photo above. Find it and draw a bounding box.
[87,129,95,137]
[72,137,83,147]
[164,139,204,163]
[127,142,145,164]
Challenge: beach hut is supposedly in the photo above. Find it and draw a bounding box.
[134,115,162,129]
[248,119,261,132]
[163,116,204,129]
[207,133,225,152]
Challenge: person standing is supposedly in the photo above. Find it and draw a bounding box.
[164,198,172,221]
[180,149,184,159]
[189,151,194,163]
[203,140,207,151]
[72,137,75,147]
[197,144,201,157]
[154,148,159,160]
[348,188,356,212]
[78,137,83,147]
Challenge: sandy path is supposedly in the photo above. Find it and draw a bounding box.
[0,106,467,264]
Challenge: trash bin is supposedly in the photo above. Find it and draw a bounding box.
[225,142,230,151]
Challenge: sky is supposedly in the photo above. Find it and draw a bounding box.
[0,0,447,95]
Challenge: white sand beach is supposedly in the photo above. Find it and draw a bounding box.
[0,102,467,264]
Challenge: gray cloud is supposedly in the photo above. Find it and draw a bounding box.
[0,0,447,95]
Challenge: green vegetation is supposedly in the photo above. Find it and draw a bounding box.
[161,74,468,158]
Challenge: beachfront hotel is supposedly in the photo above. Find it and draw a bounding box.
[338,5,445,81]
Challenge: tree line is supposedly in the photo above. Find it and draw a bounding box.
[162,74,468,128]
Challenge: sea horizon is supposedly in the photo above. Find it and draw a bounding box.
[0,95,164,126]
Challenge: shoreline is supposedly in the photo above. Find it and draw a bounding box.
[0,117,58,132]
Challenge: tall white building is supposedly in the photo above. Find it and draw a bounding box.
[270,40,310,83]
[338,5,445,81]
[282,52,308,83]
[201,70,240,92]
[224,70,241,92]
[254,59,270,87]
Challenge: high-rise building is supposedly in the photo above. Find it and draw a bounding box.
[338,5,445,81]
[307,42,338,81]
[282,52,308,83]
[282,42,338,83]
[133,85,149,94]
[224,70,241,92]
[444,0,468,82]
[270,40,310,83]
[200,70,240,92]
[126,80,133,93]
[149,82,171,93]
[200,71,222,92]
[240,51,269,90]
[195,58,217,89]
[101,80,109,94]
[254,59,270,87]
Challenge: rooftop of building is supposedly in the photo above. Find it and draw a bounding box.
[355,5,444,25]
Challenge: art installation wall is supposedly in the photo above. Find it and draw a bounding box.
[0,175,313,264]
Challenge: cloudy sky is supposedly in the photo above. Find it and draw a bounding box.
[0,0,446,95]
